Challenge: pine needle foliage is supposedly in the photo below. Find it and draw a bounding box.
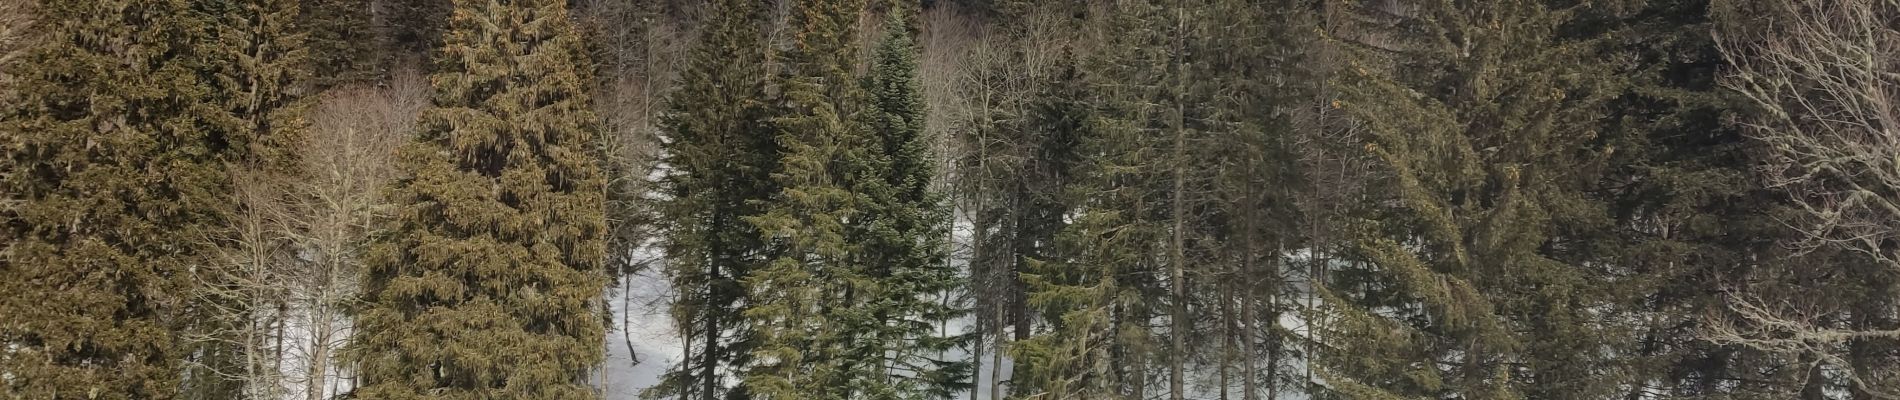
[740,0,873,397]
[651,0,777,398]
[347,0,609,397]
[1314,1,1630,398]
[846,8,972,398]
[0,0,232,397]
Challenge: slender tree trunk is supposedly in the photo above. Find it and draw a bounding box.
[969,196,990,400]
[990,306,1006,400]
[1263,256,1278,400]
[1241,193,1260,400]
[272,301,286,400]
[622,273,637,367]
[678,310,695,400]
[1167,5,1189,400]
[970,327,985,400]
[307,289,333,400]
[1220,274,1233,400]
[1800,354,1826,400]
[702,256,721,400]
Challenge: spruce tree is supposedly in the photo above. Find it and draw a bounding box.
[1015,1,1212,397]
[303,0,381,85]
[652,0,776,398]
[954,4,1090,397]
[740,0,871,397]
[346,0,608,396]
[182,0,313,396]
[391,0,451,54]
[1315,0,1628,398]
[1588,0,1802,397]
[1002,49,1096,399]
[848,8,971,398]
[0,0,230,397]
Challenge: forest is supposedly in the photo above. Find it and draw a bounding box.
[1,0,1897,399]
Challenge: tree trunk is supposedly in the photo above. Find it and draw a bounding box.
[307,296,333,400]
[1241,204,1260,400]
[701,270,720,400]
[970,327,985,400]
[1800,355,1825,400]
[1220,275,1232,400]
[990,306,1006,400]
[1167,5,1189,400]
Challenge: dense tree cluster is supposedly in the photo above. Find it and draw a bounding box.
[2,0,1896,399]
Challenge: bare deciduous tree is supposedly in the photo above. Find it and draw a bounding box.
[189,167,294,400]
[280,68,425,400]
[1713,0,1900,397]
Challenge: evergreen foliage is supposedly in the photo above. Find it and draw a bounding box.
[1004,51,1097,399]
[391,0,451,54]
[346,0,608,397]
[0,1,1889,399]
[651,0,776,398]
[0,0,231,397]
[846,8,972,398]
[1315,0,1630,398]
[303,0,381,85]
[182,0,313,395]
[739,0,873,397]
[1592,0,1806,396]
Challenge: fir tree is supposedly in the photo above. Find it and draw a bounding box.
[1585,0,1799,397]
[1315,0,1629,398]
[346,0,609,397]
[1008,49,1124,400]
[740,0,871,397]
[953,4,1091,397]
[391,0,451,54]
[303,0,381,85]
[0,0,231,397]
[1015,1,1210,397]
[652,0,776,398]
[182,0,313,396]
[846,8,971,398]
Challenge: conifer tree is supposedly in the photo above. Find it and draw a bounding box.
[1193,0,1308,396]
[0,0,231,397]
[953,4,1090,397]
[391,0,451,53]
[847,8,971,398]
[1583,0,1805,397]
[303,0,381,85]
[740,0,872,397]
[1002,50,1096,399]
[652,0,776,398]
[181,0,313,396]
[346,0,608,396]
[1015,1,1215,397]
[1315,1,1629,398]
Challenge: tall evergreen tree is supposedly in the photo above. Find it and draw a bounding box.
[1583,0,1812,397]
[953,3,1090,398]
[182,0,313,396]
[1314,1,1630,398]
[845,8,971,398]
[0,0,231,397]
[739,0,874,397]
[652,0,777,398]
[346,0,609,396]
[1015,1,1188,396]
[998,48,1098,399]
[1193,0,1309,397]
